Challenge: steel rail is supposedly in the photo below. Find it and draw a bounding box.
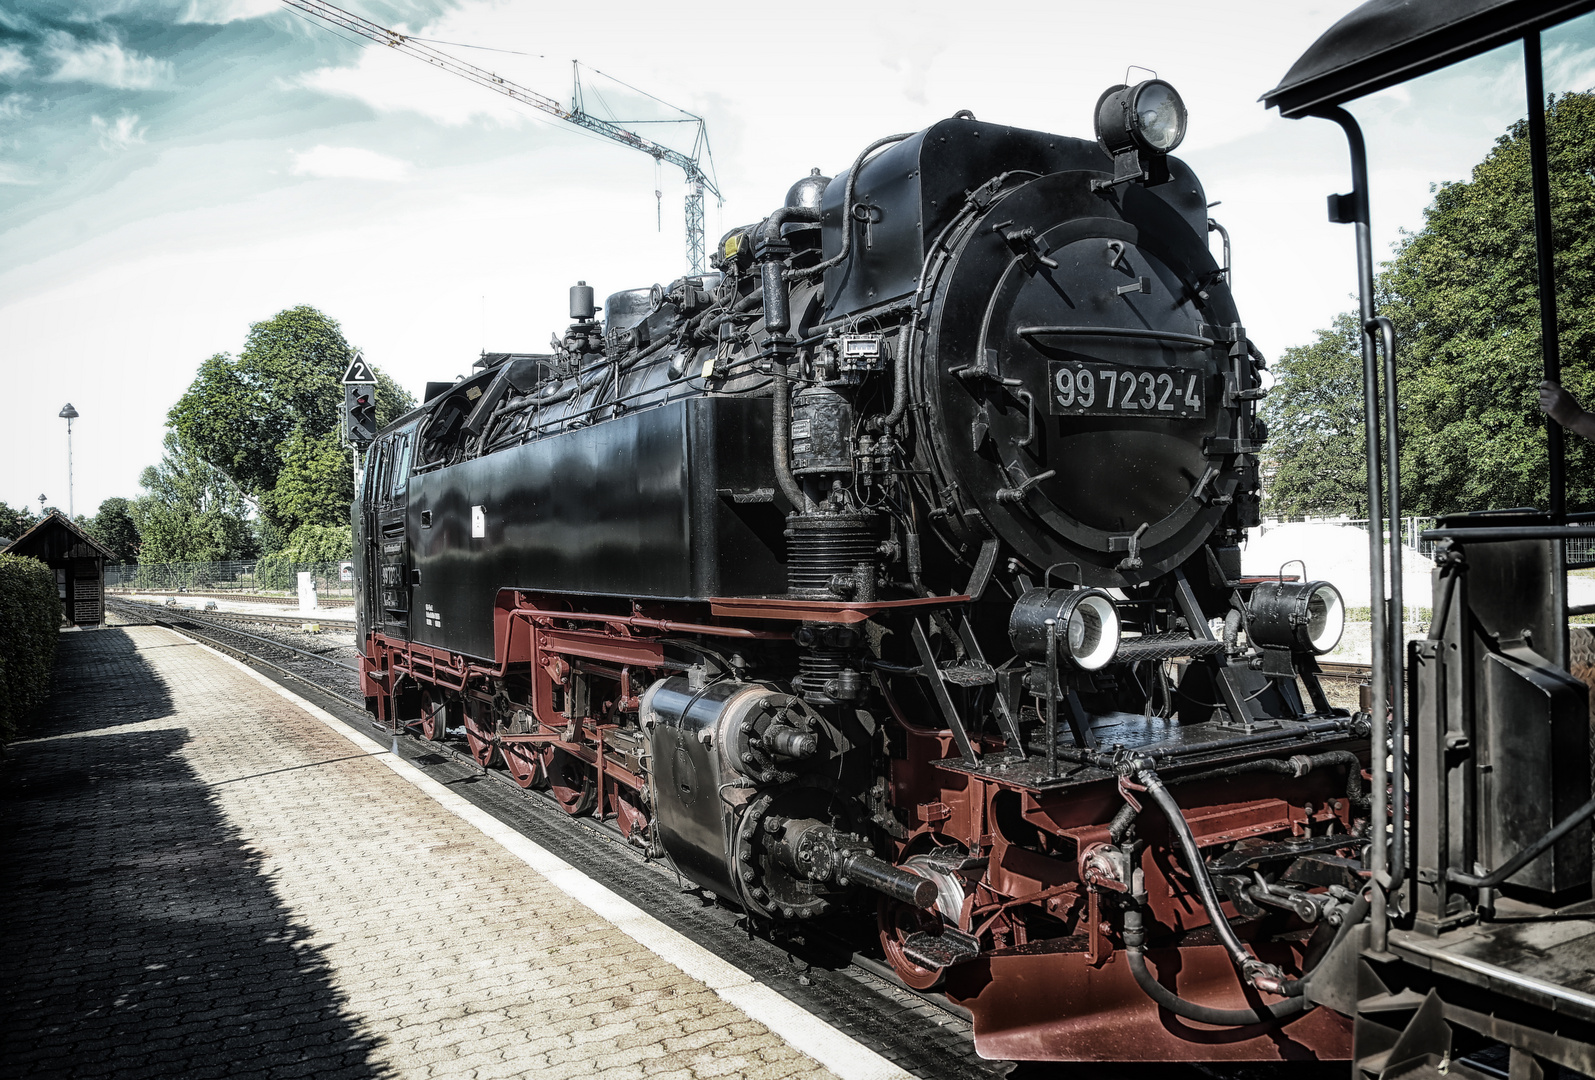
[106,599,365,705]
[111,599,359,673]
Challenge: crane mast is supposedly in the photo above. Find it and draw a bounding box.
[282,0,721,273]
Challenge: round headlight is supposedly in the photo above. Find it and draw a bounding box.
[1095,79,1188,156]
[1008,587,1121,671]
[1064,591,1120,670]
[1247,580,1345,656]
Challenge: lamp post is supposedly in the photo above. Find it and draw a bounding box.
[58,403,78,519]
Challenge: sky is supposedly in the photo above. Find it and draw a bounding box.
[4,0,1595,520]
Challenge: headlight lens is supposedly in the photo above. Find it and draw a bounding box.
[1302,583,1345,654]
[1132,81,1186,151]
[1065,592,1120,670]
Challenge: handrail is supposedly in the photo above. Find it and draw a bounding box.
[1017,326,1216,349]
[1422,525,1595,542]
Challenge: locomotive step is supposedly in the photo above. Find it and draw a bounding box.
[899,927,983,969]
[1115,632,1229,663]
[936,661,996,687]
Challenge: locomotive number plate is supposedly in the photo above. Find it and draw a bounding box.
[1047,361,1204,418]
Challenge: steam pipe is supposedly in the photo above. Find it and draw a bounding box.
[755,208,816,513]
[772,364,808,512]
[792,133,913,281]
[881,326,912,434]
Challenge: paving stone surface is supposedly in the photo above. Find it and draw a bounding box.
[0,626,842,1080]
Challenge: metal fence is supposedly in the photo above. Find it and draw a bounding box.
[105,560,355,601]
[1261,514,1595,566]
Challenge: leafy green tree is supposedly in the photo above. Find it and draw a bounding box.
[1266,91,1595,516]
[85,497,140,561]
[1261,312,1375,517]
[265,428,355,538]
[133,434,259,562]
[0,502,34,542]
[165,306,414,540]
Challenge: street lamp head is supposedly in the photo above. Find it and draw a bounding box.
[58,403,78,420]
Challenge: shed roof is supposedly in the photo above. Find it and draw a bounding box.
[1263,0,1595,118]
[2,512,117,561]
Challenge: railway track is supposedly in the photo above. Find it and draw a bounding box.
[107,598,363,704]
[108,588,355,608]
[103,596,1028,1079]
[1318,660,1372,682]
[132,604,355,630]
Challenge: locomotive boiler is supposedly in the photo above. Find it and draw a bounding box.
[355,81,1366,1062]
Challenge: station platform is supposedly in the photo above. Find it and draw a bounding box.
[0,625,913,1080]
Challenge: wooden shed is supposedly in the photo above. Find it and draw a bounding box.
[2,512,116,628]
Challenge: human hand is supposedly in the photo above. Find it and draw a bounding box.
[1540,379,1582,425]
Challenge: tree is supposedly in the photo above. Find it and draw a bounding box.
[133,434,259,562]
[1266,91,1595,516]
[86,497,140,561]
[165,306,414,540]
[1260,312,1374,517]
[0,502,34,542]
[265,428,355,538]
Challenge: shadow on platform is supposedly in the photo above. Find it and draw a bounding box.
[0,629,389,1079]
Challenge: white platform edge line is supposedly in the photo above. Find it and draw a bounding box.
[181,632,917,1080]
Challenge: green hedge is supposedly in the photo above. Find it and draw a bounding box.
[0,553,59,743]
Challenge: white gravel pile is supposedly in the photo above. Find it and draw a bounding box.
[1240,522,1435,608]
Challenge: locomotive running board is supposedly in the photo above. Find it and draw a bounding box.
[709,594,969,624]
[931,718,1360,793]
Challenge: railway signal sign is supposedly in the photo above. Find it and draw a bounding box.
[343,351,377,446]
[342,354,375,385]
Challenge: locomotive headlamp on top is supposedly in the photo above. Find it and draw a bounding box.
[1009,587,1122,671]
[1246,578,1345,678]
[1093,78,1187,189]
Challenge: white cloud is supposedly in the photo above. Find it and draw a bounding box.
[0,162,37,185]
[289,145,412,182]
[177,0,280,24]
[0,45,29,79]
[92,112,146,151]
[0,93,29,122]
[47,33,173,90]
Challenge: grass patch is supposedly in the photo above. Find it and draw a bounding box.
[1345,606,1431,624]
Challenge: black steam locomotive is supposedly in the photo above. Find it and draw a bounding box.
[355,83,1363,1062]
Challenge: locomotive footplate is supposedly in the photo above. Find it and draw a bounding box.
[932,714,1362,792]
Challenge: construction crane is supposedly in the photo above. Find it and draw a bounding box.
[282,0,722,273]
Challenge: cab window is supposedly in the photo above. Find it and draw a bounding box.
[390,431,414,499]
